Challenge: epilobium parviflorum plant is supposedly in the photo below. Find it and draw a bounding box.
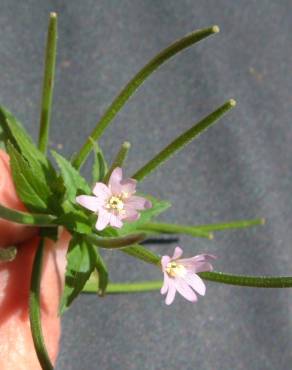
[0,12,290,370]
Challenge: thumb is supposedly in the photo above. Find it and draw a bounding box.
[0,229,70,370]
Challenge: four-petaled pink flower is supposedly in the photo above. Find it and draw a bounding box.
[161,246,216,305]
[76,167,151,231]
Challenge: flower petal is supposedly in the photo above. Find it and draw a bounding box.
[165,279,176,305]
[161,273,170,295]
[108,167,123,194]
[172,246,183,260]
[175,278,197,303]
[120,178,137,195]
[95,210,111,231]
[161,255,171,270]
[109,214,123,228]
[125,195,150,210]
[122,209,140,222]
[92,182,111,199]
[76,195,103,212]
[184,273,206,296]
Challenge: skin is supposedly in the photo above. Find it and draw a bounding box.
[0,150,70,369]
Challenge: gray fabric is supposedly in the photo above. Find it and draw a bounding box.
[0,1,292,369]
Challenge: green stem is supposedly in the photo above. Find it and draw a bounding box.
[132,99,236,181]
[139,222,213,239]
[86,232,146,248]
[72,25,219,169]
[192,218,265,232]
[29,238,54,370]
[38,12,58,154]
[103,141,131,183]
[0,203,57,226]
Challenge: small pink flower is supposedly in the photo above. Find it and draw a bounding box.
[161,246,216,305]
[76,167,151,231]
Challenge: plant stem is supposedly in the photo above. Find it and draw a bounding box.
[103,141,131,183]
[38,12,58,154]
[72,25,220,169]
[132,99,236,181]
[29,238,54,370]
[0,204,57,226]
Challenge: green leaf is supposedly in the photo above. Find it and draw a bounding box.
[103,141,131,183]
[60,234,98,314]
[95,249,108,296]
[90,138,108,184]
[121,244,160,265]
[132,99,236,181]
[0,246,17,262]
[51,150,90,202]
[7,142,54,212]
[117,195,171,235]
[56,201,93,234]
[72,25,220,169]
[0,105,56,182]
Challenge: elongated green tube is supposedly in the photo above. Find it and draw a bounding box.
[72,25,220,169]
[86,232,147,248]
[83,272,292,294]
[103,141,131,183]
[132,99,236,181]
[139,222,213,239]
[38,12,58,154]
[0,203,57,226]
[29,238,54,370]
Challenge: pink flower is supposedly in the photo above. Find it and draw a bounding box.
[161,246,216,305]
[76,167,151,231]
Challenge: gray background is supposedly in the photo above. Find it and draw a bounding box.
[0,0,292,369]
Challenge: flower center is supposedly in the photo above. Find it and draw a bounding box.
[106,196,124,212]
[165,261,186,278]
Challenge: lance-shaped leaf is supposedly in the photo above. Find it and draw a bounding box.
[103,141,131,183]
[0,105,56,183]
[7,143,55,212]
[60,234,98,314]
[56,201,93,234]
[95,249,108,296]
[52,150,90,202]
[132,99,236,181]
[72,25,220,169]
[91,139,108,184]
